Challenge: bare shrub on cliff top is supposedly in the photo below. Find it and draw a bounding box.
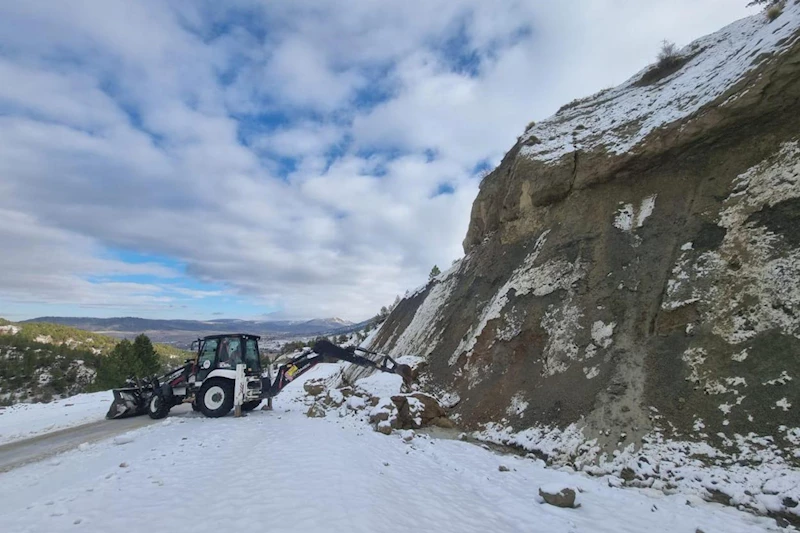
[657,40,680,69]
[766,3,784,20]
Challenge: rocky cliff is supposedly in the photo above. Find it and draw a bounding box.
[369,4,800,472]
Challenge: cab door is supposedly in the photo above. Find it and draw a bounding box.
[197,338,219,381]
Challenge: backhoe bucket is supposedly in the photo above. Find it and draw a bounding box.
[106,387,151,419]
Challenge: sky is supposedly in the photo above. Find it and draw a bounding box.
[0,0,757,323]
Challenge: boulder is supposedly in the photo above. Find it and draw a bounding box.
[409,393,446,423]
[375,421,392,435]
[390,395,416,429]
[322,390,344,407]
[539,486,578,509]
[305,404,326,418]
[369,410,391,424]
[390,393,448,429]
[303,380,326,397]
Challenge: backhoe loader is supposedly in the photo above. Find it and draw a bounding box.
[106,334,412,420]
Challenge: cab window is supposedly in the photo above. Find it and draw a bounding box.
[218,338,242,368]
[244,339,259,369]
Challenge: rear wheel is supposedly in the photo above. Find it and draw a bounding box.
[198,379,234,418]
[148,393,170,419]
[242,400,261,411]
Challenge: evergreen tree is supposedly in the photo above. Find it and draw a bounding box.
[132,334,161,377]
[93,335,162,390]
[429,265,441,280]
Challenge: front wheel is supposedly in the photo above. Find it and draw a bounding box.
[198,379,234,418]
[148,393,170,419]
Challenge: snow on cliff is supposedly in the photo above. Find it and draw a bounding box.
[521,4,800,164]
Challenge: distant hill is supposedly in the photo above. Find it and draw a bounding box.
[0,319,192,405]
[22,316,361,345]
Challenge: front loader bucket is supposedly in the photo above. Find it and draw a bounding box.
[106,387,151,419]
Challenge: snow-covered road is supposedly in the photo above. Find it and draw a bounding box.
[0,391,114,445]
[0,410,175,473]
[0,377,780,533]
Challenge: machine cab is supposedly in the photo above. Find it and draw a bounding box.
[194,334,262,380]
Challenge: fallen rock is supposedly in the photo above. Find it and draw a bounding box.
[706,488,732,506]
[305,404,326,418]
[391,393,448,429]
[390,396,415,429]
[539,486,578,509]
[409,393,446,423]
[303,380,326,396]
[369,410,391,424]
[620,467,636,482]
[322,390,344,407]
[119,462,129,468]
[375,421,392,435]
[498,465,510,472]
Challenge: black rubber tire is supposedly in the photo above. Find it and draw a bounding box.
[147,393,170,419]
[198,378,234,418]
[242,400,261,411]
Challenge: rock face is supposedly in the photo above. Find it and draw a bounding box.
[369,7,800,458]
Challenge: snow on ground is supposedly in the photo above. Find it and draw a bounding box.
[476,418,800,523]
[0,392,111,445]
[0,366,782,533]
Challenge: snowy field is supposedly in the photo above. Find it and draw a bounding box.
[0,392,112,445]
[0,365,782,533]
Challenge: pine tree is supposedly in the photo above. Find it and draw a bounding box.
[132,334,161,377]
[93,335,162,390]
[429,265,441,280]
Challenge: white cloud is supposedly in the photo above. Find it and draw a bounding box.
[0,0,756,321]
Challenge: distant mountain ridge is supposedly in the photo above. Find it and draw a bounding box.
[22,316,362,344]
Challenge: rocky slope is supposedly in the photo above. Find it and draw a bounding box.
[368,3,800,494]
[0,336,98,405]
